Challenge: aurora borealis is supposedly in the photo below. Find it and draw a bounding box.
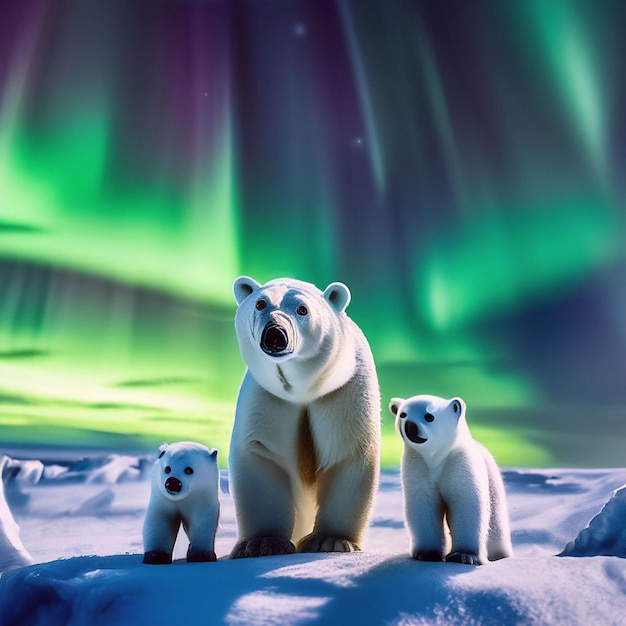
[1,0,625,466]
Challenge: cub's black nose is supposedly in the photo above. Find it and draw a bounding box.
[165,477,182,493]
[404,420,427,444]
[261,323,289,355]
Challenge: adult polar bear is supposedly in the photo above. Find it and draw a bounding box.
[229,276,381,558]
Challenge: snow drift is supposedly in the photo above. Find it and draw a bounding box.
[0,455,33,572]
[560,484,626,557]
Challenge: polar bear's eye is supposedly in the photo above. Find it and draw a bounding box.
[399,412,407,419]
[256,299,267,311]
[424,413,435,423]
[296,305,308,316]
[184,467,194,475]
[164,466,172,474]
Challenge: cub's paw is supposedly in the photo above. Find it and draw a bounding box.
[412,550,443,562]
[187,548,217,563]
[297,533,361,553]
[230,536,296,559]
[143,550,172,565]
[446,551,481,566]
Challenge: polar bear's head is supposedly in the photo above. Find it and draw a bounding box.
[389,395,466,460]
[152,442,218,501]
[232,276,355,401]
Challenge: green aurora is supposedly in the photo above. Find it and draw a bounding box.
[1,0,626,467]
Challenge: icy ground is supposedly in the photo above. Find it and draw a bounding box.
[1,453,626,625]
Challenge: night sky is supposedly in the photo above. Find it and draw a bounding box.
[1,0,625,467]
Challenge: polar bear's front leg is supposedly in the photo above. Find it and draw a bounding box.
[442,468,488,565]
[184,505,220,562]
[229,452,297,558]
[143,506,181,564]
[297,457,377,553]
[403,476,446,561]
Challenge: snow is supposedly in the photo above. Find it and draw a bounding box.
[1,454,626,625]
[560,484,626,558]
[0,456,33,572]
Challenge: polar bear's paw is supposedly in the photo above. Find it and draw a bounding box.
[230,536,296,558]
[297,533,361,553]
[412,550,443,562]
[143,550,172,565]
[187,547,217,562]
[446,551,481,565]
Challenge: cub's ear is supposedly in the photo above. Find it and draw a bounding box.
[323,282,351,313]
[389,398,405,416]
[233,276,261,305]
[158,442,169,458]
[209,448,218,460]
[449,398,465,417]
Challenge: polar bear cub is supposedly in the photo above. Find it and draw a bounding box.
[143,442,220,564]
[229,276,380,558]
[389,395,512,565]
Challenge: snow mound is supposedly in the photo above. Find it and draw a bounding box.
[3,458,44,485]
[72,488,116,516]
[2,552,626,626]
[560,484,626,557]
[41,454,152,485]
[0,456,33,572]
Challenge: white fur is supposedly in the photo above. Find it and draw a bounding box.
[230,276,380,557]
[389,395,513,565]
[0,456,33,572]
[142,442,219,563]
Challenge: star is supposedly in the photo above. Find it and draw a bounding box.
[292,22,307,38]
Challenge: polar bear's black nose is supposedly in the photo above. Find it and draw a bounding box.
[165,477,182,493]
[261,323,290,355]
[405,421,427,444]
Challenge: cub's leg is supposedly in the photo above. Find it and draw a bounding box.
[484,454,513,560]
[405,486,446,561]
[442,475,488,566]
[184,505,220,562]
[143,508,180,564]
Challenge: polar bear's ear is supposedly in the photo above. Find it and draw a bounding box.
[209,448,218,460]
[323,282,351,313]
[233,276,261,304]
[389,398,404,416]
[158,443,169,458]
[449,398,465,417]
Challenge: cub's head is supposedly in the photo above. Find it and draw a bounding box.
[232,276,351,363]
[152,442,218,501]
[389,395,466,458]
